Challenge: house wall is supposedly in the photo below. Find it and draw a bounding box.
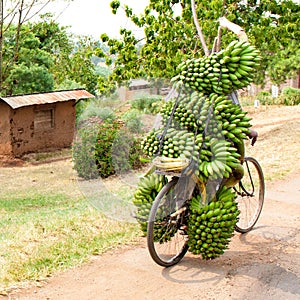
[10,101,76,157]
[118,86,154,101]
[0,102,13,155]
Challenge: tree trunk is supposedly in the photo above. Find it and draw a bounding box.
[190,0,210,56]
[13,0,25,65]
[0,0,3,90]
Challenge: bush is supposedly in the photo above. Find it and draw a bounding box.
[256,91,274,105]
[131,94,163,114]
[78,105,116,123]
[121,109,143,134]
[72,125,100,180]
[280,87,300,105]
[112,128,146,174]
[73,120,146,179]
[94,121,121,178]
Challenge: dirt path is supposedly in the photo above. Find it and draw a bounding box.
[4,171,300,300]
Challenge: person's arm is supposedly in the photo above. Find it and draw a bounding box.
[248,129,258,146]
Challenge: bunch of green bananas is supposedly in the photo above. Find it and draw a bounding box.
[152,209,178,243]
[141,127,199,159]
[146,91,251,182]
[175,40,261,95]
[187,186,239,259]
[213,94,252,144]
[198,138,241,180]
[160,92,252,145]
[133,173,167,234]
[161,99,197,132]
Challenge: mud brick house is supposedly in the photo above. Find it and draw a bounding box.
[0,89,94,157]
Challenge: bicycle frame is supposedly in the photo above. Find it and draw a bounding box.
[234,159,255,197]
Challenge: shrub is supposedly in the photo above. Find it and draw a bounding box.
[73,119,146,179]
[94,121,121,178]
[280,87,300,105]
[256,91,273,105]
[121,109,143,134]
[112,128,146,174]
[78,105,116,123]
[72,125,100,180]
[131,94,163,114]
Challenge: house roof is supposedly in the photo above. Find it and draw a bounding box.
[129,79,150,88]
[0,89,95,109]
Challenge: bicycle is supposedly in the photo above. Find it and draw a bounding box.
[146,149,265,267]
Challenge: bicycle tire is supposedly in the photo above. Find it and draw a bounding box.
[235,157,265,233]
[147,177,189,267]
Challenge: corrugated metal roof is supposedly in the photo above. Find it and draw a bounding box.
[0,89,95,109]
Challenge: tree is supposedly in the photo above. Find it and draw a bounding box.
[1,11,100,95]
[2,23,55,94]
[63,36,99,94]
[31,16,99,94]
[0,0,99,95]
[0,1,65,90]
[97,0,300,93]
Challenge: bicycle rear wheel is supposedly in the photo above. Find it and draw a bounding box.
[235,157,265,233]
[147,177,189,267]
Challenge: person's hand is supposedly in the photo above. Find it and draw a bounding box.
[249,129,258,146]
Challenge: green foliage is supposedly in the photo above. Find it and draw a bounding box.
[64,37,99,94]
[267,41,300,85]
[93,121,120,178]
[97,0,300,92]
[279,87,300,106]
[246,87,300,106]
[112,128,146,174]
[4,63,54,94]
[1,17,101,96]
[121,109,143,133]
[95,65,111,78]
[130,94,163,114]
[72,125,100,180]
[73,120,146,179]
[78,105,116,124]
[256,91,274,105]
[55,79,83,91]
[94,121,145,177]
[30,18,99,94]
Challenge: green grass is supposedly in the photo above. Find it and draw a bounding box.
[0,190,140,290]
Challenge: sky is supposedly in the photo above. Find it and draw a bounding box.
[47,0,149,39]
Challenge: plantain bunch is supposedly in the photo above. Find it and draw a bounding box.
[148,91,252,182]
[175,40,261,95]
[133,173,167,234]
[141,127,199,159]
[187,186,239,259]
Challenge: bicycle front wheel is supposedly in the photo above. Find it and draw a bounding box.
[147,177,189,267]
[235,157,265,233]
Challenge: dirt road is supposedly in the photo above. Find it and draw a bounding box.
[5,171,300,300]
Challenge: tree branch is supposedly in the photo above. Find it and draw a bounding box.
[190,0,209,56]
[212,26,223,53]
